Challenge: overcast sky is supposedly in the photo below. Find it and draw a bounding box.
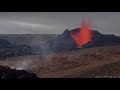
[0,12,120,35]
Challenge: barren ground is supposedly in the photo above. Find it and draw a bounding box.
[0,46,120,78]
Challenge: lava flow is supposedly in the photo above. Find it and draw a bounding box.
[71,21,93,46]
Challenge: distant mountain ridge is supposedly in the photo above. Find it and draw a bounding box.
[0,34,58,47]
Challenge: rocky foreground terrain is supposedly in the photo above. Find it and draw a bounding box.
[0,45,120,78]
[0,65,38,78]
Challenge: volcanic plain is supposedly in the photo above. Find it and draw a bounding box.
[0,45,120,78]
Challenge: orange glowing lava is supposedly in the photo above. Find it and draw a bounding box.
[71,21,93,46]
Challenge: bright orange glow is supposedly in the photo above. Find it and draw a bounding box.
[71,21,93,46]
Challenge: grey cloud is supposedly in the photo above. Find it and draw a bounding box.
[8,20,56,29]
[0,12,120,35]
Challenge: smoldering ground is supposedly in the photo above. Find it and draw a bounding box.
[8,45,58,71]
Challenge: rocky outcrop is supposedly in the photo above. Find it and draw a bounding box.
[0,65,38,78]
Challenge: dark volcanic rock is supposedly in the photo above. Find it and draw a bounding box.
[0,65,38,78]
[0,38,12,46]
[13,44,34,56]
[0,39,34,59]
[45,29,77,52]
[83,34,120,48]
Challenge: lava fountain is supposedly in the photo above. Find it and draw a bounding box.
[71,21,93,46]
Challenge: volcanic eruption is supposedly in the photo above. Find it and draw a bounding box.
[44,20,120,53]
[71,21,93,46]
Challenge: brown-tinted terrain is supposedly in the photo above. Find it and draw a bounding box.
[0,45,120,78]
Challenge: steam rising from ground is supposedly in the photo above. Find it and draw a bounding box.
[14,59,32,70]
[10,53,55,71]
[10,57,34,70]
[8,34,58,70]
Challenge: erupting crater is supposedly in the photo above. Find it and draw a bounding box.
[71,21,93,46]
